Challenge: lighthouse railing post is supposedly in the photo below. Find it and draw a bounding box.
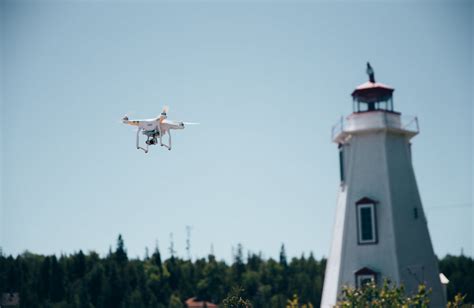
[401,115,420,134]
[331,116,345,142]
[331,123,335,142]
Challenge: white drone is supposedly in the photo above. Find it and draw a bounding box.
[122,106,198,153]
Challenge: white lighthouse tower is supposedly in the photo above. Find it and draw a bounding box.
[321,64,445,307]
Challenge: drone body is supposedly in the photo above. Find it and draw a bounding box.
[122,106,197,153]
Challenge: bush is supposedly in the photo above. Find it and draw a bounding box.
[335,279,431,308]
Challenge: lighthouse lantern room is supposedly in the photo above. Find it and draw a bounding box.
[351,63,395,113]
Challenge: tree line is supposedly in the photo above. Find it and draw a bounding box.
[0,235,472,307]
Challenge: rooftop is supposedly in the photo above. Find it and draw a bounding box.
[352,81,394,103]
[185,297,218,308]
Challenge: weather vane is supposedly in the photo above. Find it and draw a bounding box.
[366,62,375,83]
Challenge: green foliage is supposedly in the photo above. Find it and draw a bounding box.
[168,293,183,308]
[0,237,471,307]
[447,293,466,308]
[115,234,128,265]
[335,279,431,308]
[439,254,474,303]
[286,294,314,308]
[280,244,288,267]
[222,286,252,308]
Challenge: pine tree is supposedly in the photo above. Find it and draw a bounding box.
[38,256,51,302]
[73,250,86,280]
[115,234,128,265]
[50,255,65,302]
[152,246,163,273]
[86,263,105,307]
[279,244,288,267]
[233,244,245,284]
[104,262,125,307]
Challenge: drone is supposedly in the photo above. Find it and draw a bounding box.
[122,106,198,153]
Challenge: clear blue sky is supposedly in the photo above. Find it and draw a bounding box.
[1,0,472,262]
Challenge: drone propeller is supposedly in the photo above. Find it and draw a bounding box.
[121,110,137,120]
[161,105,169,115]
[182,122,200,125]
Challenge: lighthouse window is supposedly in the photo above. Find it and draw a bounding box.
[357,202,377,244]
[339,145,345,182]
[354,267,377,287]
[357,274,375,287]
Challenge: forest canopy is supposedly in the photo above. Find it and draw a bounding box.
[0,235,472,307]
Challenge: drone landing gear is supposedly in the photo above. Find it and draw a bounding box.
[135,127,172,153]
[159,129,172,151]
[136,128,149,153]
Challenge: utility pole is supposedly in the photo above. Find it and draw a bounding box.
[186,225,192,260]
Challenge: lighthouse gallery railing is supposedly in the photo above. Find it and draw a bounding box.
[331,114,419,141]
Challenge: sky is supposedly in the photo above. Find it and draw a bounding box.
[0,0,472,262]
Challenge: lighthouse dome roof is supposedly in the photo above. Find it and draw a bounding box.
[352,81,394,103]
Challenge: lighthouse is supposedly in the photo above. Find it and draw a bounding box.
[321,64,445,307]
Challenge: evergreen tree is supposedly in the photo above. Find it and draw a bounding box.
[38,256,51,301]
[233,244,245,284]
[0,254,5,293]
[73,250,87,280]
[247,252,263,272]
[166,256,181,292]
[104,262,125,307]
[5,256,19,293]
[279,244,288,267]
[115,234,128,265]
[126,289,145,308]
[152,246,163,272]
[86,263,105,307]
[50,255,65,302]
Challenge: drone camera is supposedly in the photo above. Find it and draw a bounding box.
[146,139,157,145]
